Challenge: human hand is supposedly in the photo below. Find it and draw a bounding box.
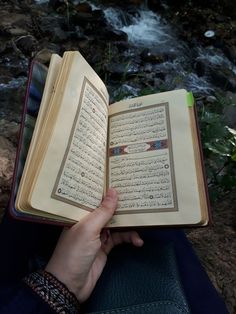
[45,188,144,303]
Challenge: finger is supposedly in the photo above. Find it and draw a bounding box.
[85,188,118,234]
[100,229,111,245]
[102,231,144,254]
[112,231,144,247]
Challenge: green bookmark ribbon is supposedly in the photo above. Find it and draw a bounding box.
[187,92,194,107]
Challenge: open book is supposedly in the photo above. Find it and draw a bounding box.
[13,51,210,227]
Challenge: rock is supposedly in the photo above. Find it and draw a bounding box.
[222,1,236,18]
[215,15,227,23]
[101,29,128,41]
[227,77,236,92]
[115,41,132,53]
[225,91,236,104]
[0,123,18,220]
[144,72,155,81]
[154,70,166,81]
[153,77,165,89]
[141,49,165,63]
[209,66,236,92]
[143,63,153,72]
[98,0,144,6]
[112,83,139,101]
[67,26,87,41]
[105,61,139,78]
[129,0,144,4]
[0,12,31,37]
[223,105,236,128]
[74,2,92,13]
[14,35,38,56]
[0,41,7,54]
[71,12,97,26]
[0,75,27,122]
[39,15,67,37]
[71,10,107,31]
[0,136,16,190]
[35,47,57,64]
[53,27,69,42]
[223,45,236,64]
[194,59,206,77]
[206,95,217,103]
[147,0,162,11]
[48,0,67,10]
[8,27,28,36]
[0,119,19,146]
[195,59,236,92]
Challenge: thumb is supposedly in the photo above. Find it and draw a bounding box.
[87,188,118,234]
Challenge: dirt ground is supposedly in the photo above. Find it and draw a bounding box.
[187,189,236,313]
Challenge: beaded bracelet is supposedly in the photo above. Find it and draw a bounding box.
[23,270,80,313]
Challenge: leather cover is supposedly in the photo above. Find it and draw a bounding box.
[8,61,68,225]
[82,243,191,314]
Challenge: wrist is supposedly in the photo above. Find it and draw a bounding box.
[23,270,80,313]
[45,264,81,300]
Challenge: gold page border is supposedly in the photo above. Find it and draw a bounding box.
[107,102,178,215]
[51,77,108,211]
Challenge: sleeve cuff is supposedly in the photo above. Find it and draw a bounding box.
[23,270,80,313]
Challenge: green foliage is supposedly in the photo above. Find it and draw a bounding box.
[93,43,114,83]
[138,87,158,96]
[198,99,236,203]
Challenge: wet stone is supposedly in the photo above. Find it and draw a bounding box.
[141,49,166,63]
[14,35,38,56]
[105,61,139,78]
[223,105,236,128]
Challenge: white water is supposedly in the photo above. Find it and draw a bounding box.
[197,47,236,74]
[103,6,215,93]
[103,6,236,94]
[0,77,27,91]
[104,7,181,53]
[34,0,48,3]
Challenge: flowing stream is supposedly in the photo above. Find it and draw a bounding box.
[5,1,236,100]
[102,5,236,95]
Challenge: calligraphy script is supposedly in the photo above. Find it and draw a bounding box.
[54,79,108,209]
[109,106,166,147]
[108,104,176,212]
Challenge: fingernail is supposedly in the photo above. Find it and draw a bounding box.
[136,238,144,246]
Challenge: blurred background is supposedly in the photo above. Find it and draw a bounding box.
[0,1,235,312]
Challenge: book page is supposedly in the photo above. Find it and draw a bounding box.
[52,78,108,209]
[31,52,109,219]
[108,103,177,213]
[107,90,203,227]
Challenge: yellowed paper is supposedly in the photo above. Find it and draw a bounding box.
[108,103,177,213]
[30,51,109,220]
[52,78,108,210]
[107,89,202,227]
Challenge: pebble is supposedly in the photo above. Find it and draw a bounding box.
[204,30,215,38]
[206,95,217,103]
